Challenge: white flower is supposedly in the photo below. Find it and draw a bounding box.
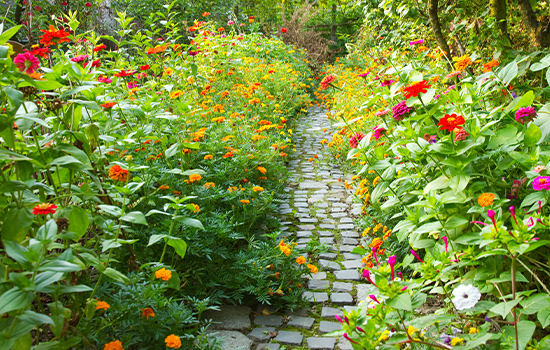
[452,284,481,310]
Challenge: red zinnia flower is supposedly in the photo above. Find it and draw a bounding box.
[33,203,57,215]
[114,69,135,77]
[281,28,287,33]
[320,75,335,90]
[39,25,71,46]
[101,101,117,109]
[403,80,431,99]
[140,65,150,71]
[93,44,106,52]
[437,113,465,132]
[29,46,50,59]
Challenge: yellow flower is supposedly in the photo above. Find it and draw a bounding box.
[407,326,415,336]
[240,199,250,204]
[450,338,463,346]
[469,327,479,334]
[378,330,390,341]
[296,256,306,265]
[307,264,318,274]
[163,67,174,76]
[454,55,472,71]
[252,186,264,192]
[257,166,266,174]
[204,154,213,160]
[189,174,202,183]
[155,268,172,281]
[165,334,181,349]
[169,90,183,99]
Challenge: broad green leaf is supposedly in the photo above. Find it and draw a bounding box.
[446,216,469,229]
[387,293,412,311]
[167,238,187,259]
[148,234,168,246]
[521,293,550,315]
[38,259,81,272]
[103,267,130,284]
[503,320,536,350]
[489,298,522,318]
[424,175,449,193]
[0,287,33,314]
[0,25,23,45]
[173,216,204,230]
[538,306,550,328]
[165,143,180,158]
[497,61,518,85]
[1,208,33,243]
[120,211,148,225]
[524,123,542,147]
[411,239,435,249]
[36,219,58,243]
[68,206,90,240]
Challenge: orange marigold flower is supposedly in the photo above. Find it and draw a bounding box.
[33,203,57,215]
[141,308,155,319]
[223,152,234,158]
[169,90,183,99]
[454,55,472,71]
[165,334,182,349]
[101,101,117,109]
[296,256,306,265]
[257,166,267,174]
[95,300,110,310]
[369,237,383,250]
[307,264,318,274]
[159,185,169,190]
[190,204,200,213]
[189,174,202,183]
[109,165,129,182]
[477,193,495,207]
[204,182,216,189]
[483,60,499,72]
[173,190,181,195]
[252,186,264,192]
[280,152,288,157]
[240,199,250,204]
[155,268,172,281]
[104,340,123,350]
[204,154,213,160]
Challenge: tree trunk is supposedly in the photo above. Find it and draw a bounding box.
[490,0,511,43]
[517,0,550,47]
[331,4,337,43]
[427,0,452,58]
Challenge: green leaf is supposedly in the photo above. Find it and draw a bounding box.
[497,61,518,86]
[412,239,435,249]
[120,211,148,225]
[387,293,412,311]
[167,238,187,259]
[535,103,550,142]
[446,216,469,229]
[38,259,81,272]
[165,143,180,158]
[103,268,130,284]
[424,175,449,193]
[521,294,550,315]
[524,123,542,147]
[173,216,204,230]
[0,25,23,45]
[1,208,33,243]
[452,333,497,350]
[36,219,58,243]
[547,68,550,86]
[68,207,90,240]
[503,320,536,350]
[98,205,122,217]
[17,310,54,326]
[538,306,550,328]
[489,298,522,318]
[0,287,33,314]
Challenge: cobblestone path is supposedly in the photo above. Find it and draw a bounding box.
[205,107,372,350]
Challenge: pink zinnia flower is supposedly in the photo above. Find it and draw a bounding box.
[372,126,386,140]
[13,52,40,74]
[533,176,550,191]
[533,165,546,173]
[349,132,365,148]
[392,101,413,122]
[515,106,537,124]
[374,109,389,117]
[98,76,112,83]
[70,54,89,63]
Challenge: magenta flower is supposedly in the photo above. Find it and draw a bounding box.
[442,236,448,254]
[362,269,377,287]
[358,72,370,77]
[533,176,550,191]
[343,333,359,345]
[98,76,112,83]
[380,79,395,87]
[372,247,380,266]
[369,294,380,303]
[227,21,235,25]
[335,314,343,323]
[487,210,497,230]
[70,54,89,63]
[510,206,519,225]
[515,106,537,124]
[388,255,396,280]
[410,249,424,263]
[372,126,386,140]
[349,132,366,148]
[356,326,365,333]
[13,52,40,74]
[392,101,413,122]
[409,39,424,45]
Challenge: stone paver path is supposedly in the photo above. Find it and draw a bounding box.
[205,107,373,350]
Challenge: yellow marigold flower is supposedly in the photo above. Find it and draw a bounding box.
[307,264,318,274]
[155,268,172,281]
[204,182,215,189]
[372,176,381,187]
[320,139,328,145]
[257,166,267,174]
[189,174,202,183]
[454,55,472,71]
[212,116,225,123]
[370,237,383,250]
[190,204,200,213]
[477,193,495,207]
[469,327,479,334]
[240,199,250,204]
[378,330,390,341]
[204,154,213,160]
[163,67,174,76]
[141,308,155,319]
[407,326,416,336]
[362,227,371,237]
[95,300,110,310]
[104,340,123,350]
[296,256,306,265]
[165,334,182,349]
[159,185,169,190]
[450,338,463,346]
[252,186,264,192]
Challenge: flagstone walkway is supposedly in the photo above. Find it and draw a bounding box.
[205,107,373,350]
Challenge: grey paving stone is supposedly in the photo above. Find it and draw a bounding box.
[331,212,347,218]
[340,217,353,223]
[315,202,329,208]
[311,271,327,280]
[330,293,354,305]
[308,279,330,290]
[298,224,316,231]
[287,316,315,330]
[294,202,309,208]
[320,237,335,245]
[299,182,327,189]
[204,305,251,330]
[343,253,362,260]
[342,260,363,269]
[340,231,360,238]
[320,224,336,229]
[337,337,354,350]
[334,270,361,281]
[297,238,311,244]
[299,217,318,223]
[303,292,329,303]
[319,253,337,260]
[319,321,342,334]
[318,231,334,237]
[321,307,344,318]
[274,330,303,345]
[307,337,337,350]
[248,327,276,341]
[207,330,253,350]
[297,231,313,238]
[332,282,353,292]
[279,209,293,215]
[254,315,284,327]
[321,218,336,224]
[342,238,359,245]
[256,344,280,350]
[339,245,357,253]
[356,284,375,302]
[319,259,341,271]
